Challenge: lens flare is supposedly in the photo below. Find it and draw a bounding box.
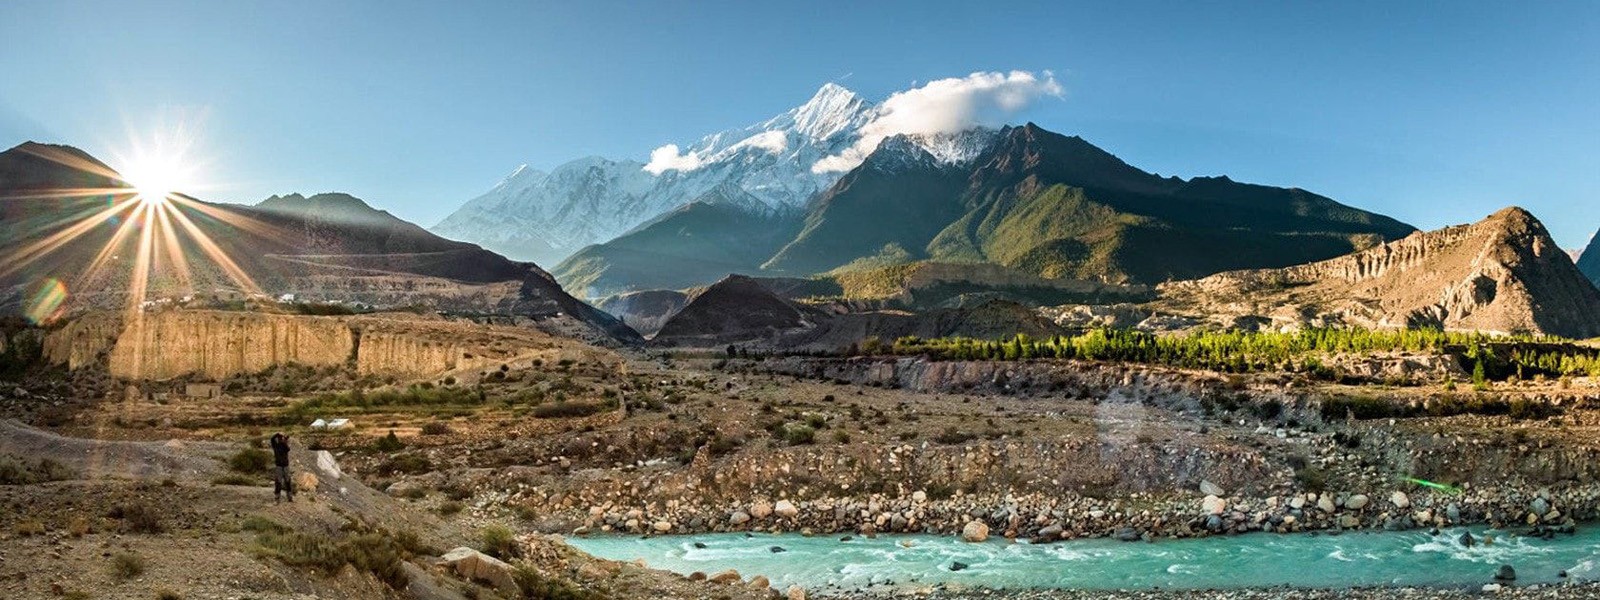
[24,278,69,324]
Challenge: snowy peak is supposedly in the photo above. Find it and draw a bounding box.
[790,83,873,141]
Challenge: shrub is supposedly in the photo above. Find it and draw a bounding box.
[156,588,183,600]
[531,400,611,419]
[111,552,146,579]
[375,430,405,452]
[109,502,164,534]
[228,447,274,474]
[0,454,75,485]
[513,564,605,600]
[378,454,433,476]
[479,524,519,559]
[777,423,815,446]
[934,427,975,445]
[437,500,464,516]
[252,528,413,589]
[420,422,452,436]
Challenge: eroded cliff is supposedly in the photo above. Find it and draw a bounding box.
[43,309,579,381]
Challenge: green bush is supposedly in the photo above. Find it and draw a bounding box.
[252,528,415,590]
[531,400,613,419]
[228,447,274,474]
[479,524,519,559]
[109,502,164,534]
[375,430,405,452]
[513,565,606,600]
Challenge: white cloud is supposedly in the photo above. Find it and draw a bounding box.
[643,144,705,175]
[733,130,789,154]
[813,70,1063,173]
[644,130,789,175]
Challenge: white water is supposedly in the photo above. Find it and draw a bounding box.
[570,527,1600,593]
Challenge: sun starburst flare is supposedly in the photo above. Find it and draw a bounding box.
[1,140,268,324]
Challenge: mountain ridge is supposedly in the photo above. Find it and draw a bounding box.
[1159,207,1600,338]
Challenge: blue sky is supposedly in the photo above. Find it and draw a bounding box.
[2,1,1597,248]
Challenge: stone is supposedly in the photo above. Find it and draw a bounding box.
[709,569,742,584]
[293,471,319,493]
[1389,491,1410,509]
[1114,527,1140,542]
[1345,494,1370,510]
[787,585,807,600]
[950,561,970,572]
[729,511,751,525]
[750,501,773,519]
[652,521,673,533]
[1495,565,1517,581]
[1531,497,1551,516]
[688,572,706,581]
[1199,480,1225,496]
[774,499,798,518]
[1460,532,1475,547]
[441,547,516,592]
[1483,583,1502,593]
[962,521,990,543]
[912,490,927,503]
[1202,495,1227,515]
[1337,515,1360,529]
[1318,496,1337,513]
[314,450,342,480]
[770,546,786,553]
[748,575,770,589]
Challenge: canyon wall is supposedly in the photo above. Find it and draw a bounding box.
[42,309,564,381]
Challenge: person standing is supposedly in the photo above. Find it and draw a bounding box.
[270,432,294,503]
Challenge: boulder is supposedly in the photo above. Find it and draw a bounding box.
[1317,496,1337,513]
[787,585,807,600]
[1530,497,1551,516]
[709,569,742,584]
[774,499,798,518]
[950,561,970,572]
[729,511,751,525]
[294,471,319,493]
[1345,494,1370,510]
[441,547,517,592]
[1389,491,1410,509]
[652,521,673,533]
[314,450,343,480]
[961,521,990,543]
[1199,480,1225,496]
[1202,495,1227,515]
[750,501,773,519]
[912,490,927,502]
[748,575,770,589]
[1495,565,1517,581]
[1114,527,1140,542]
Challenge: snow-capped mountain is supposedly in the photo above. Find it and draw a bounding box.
[432,83,996,266]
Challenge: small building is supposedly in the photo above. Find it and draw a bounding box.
[184,383,223,399]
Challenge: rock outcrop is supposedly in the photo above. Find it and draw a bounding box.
[1158,207,1600,338]
[43,309,576,381]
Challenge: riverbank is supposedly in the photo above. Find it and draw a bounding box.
[823,584,1600,599]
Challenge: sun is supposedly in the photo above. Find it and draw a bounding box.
[120,154,187,205]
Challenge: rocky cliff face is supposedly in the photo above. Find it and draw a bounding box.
[43,309,571,381]
[1158,207,1600,338]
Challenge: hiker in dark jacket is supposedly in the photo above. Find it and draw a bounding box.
[270,432,294,503]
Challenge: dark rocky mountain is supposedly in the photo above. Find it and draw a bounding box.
[0,142,640,345]
[769,123,1418,283]
[1159,207,1600,339]
[650,275,824,346]
[1579,229,1600,289]
[552,185,803,299]
[648,274,1070,350]
[592,289,688,338]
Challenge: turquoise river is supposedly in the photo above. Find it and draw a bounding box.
[569,527,1600,593]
